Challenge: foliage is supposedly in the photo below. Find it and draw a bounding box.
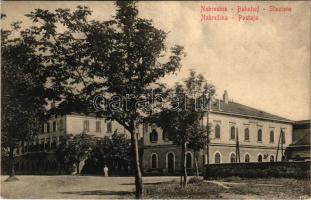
[89,130,131,174]
[150,70,215,186]
[55,133,96,174]
[24,1,185,197]
[1,15,48,177]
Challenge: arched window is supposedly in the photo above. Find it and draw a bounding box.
[214,152,221,164]
[270,155,274,162]
[151,154,158,169]
[258,154,263,162]
[150,129,158,142]
[215,124,220,139]
[186,152,192,168]
[230,153,236,163]
[230,126,235,140]
[245,154,250,163]
[244,128,250,141]
[270,131,274,143]
[257,129,262,142]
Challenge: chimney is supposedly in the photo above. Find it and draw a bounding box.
[223,90,229,104]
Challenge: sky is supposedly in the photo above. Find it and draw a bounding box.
[1,1,310,121]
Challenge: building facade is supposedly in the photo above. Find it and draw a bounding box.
[142,91,293,175]
[13,113,131,174]
[286,120,310,161]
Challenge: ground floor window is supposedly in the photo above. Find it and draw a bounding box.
[270,155,274,162]
[245,154,250,163]
[151,153,158,169]
[230,153,236,163]
[214,152,221,164]
[258,154,263,162]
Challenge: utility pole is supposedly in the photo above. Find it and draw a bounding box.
[236,127,240,163]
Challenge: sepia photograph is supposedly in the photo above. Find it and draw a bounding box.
[1,0,310,199]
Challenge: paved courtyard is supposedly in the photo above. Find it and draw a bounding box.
[1,175,179,199]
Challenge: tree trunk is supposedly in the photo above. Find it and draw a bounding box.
[9,146,15,177]
[76,162,80,174]
[181,142,187,187]
[130,127,143,199]
[194,151,199,177]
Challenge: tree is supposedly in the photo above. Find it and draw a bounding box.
[55,133,96,174]
[89,130,131,175]
[151,70,215,187]
[1,16,47,181]
[187,121,210,176]
[25,1,185,197]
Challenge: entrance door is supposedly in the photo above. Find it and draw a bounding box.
[167,153,174,173]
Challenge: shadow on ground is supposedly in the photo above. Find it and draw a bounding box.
[60,190,133,196]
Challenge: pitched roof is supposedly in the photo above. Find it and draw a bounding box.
[210,100,292,123]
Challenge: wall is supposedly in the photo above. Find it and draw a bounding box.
[204,161,310,179]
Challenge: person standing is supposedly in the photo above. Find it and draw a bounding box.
[104,165,109,177]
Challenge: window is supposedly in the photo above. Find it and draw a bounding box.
[51,138,57,149]
[84,120,89,131]
[151,154,158,169]
[270,131,274,143]
[150,129,158,142]
[186,153,192,168]
[41,124,45,134]
[215,152,221,164]
[47,123,50,133]
[162,131,167,140]
[96,121,101,132]
[107,121,112,133]
[244,128,250,141]
[215,124,220,139]
[270,155,274,162]
[53,121,56,132]
[58,119,63,131]
[258,154,263,162]
[281,130,286,144]
[230,153,236,163]
[230,126,235,140]
[257,129,262,142]
[245,154,250,163]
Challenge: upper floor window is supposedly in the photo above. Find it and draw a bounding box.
[150,129,158,142]
[58,119,64,131]
[215,124,220,139]
[47,123,50,133]
[107,121,112,133]
[53,121,56,132]
[230,126,235,140]
[257,129,262,142]
[41,124,45,134]
[281,130,286,144]
[83,120,89,132]
[270,131,274,143]
[258,154,263,162]
[244,128,250,141]
[96,121,101,132]
[162,131,167,141]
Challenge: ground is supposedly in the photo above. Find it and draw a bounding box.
[1,175,310,199]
